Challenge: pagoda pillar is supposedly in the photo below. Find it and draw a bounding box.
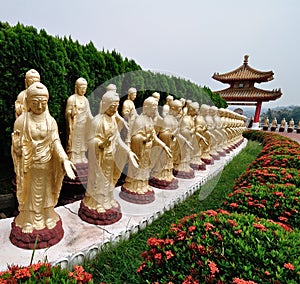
[252,100,262,129]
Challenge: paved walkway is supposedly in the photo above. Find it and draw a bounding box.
[265,130,300,144]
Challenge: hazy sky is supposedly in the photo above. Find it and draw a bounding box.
[1,0,299,108]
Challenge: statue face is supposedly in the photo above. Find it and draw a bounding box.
[144,102,158,118]
[105,101,119,116]
[76,84,87,96]
[28,95,48,115]
[129,92,137,101]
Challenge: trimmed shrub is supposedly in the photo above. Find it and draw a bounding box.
[137,210,300,284]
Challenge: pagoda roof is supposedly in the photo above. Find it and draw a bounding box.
[212,55,274,83]
[215,86,282,102]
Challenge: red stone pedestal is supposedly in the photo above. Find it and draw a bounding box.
[173,169,195,179]
[78,201,122,225]
[210,153,220,160]
[58,163,88,206]
[217,150,226,157]
[120,186,155,204]
[190,163,206,171]
[149,177,179,190]
[201,157,214,165]
[10,219,64,249]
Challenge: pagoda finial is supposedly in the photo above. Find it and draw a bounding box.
[244,54,249,65]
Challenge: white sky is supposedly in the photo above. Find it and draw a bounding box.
[1,0,299,108]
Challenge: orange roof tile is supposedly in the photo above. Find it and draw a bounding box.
[212,55,274,83]
[215,86,282,102]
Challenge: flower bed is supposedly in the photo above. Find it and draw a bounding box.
[138,131,300,283]
[0,263,93,283]
[137,210,300,283]
[223,184,300,229]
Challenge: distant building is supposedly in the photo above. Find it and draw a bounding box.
[233,108,243,115]
[212,55,282,129]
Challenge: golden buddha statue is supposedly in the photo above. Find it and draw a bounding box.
[279,117,286,132]
[287,118,294,133]
[150,100,192,189]
[120,97,172,204]
[15,69,40,119]
[263,117,269,131]
[10,82,76,249]
[270,117,277,131]
[65,78,93,164]
[79,91,138,225]
[162,95,173,118]
[173,102,198,178]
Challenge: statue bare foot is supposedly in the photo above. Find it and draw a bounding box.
[22,223,33,234]
[46,218,56,230]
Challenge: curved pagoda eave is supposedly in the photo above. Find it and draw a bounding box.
[214,87,282,102]
[212,55,274,83]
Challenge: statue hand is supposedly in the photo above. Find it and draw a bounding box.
[123,119,129,130]
[164,145,172,158]
[71,105,78,117]
[186,140,194,151]
[64,159,76,179]
[129,151,139,168]
[12,130,22,155]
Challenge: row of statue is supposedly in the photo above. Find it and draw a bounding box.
[263,117,300,133]
[10,69,247,249]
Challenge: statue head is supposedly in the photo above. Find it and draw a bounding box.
[179,98,186,107]
[106,84,117,92]
[26,82,49,114]
[166,95,173,104]
[25,69,40,89]
[170,99,182,116]
[200,104,209,115]
[75,77,88,96]
[100,91,120,116]
[188,102,199,116]
[143,96,158,118]
[127,87,137,100]
[152,92,160,102]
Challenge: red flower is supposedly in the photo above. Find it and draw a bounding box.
[211,231,223,241]
[197,244,206,255]
[234,229,242,235]
[229,203,239,208]
[253,223,267,232]
[207,260,219,275]
[274,191,285,197]
[278,216,288,222]
[204,222,215,231]
[14,267,31,279]
[165,250,174,260]
[227,219,238,227]
[176,231,187,240]
[276,222,293,232]
[188,226,197,232]
[232,277,258,284]
[284,263,295,270]
[183,275,199,284]
[264,270,270,275]
[137,262,146,273]
[217,209,231,215]
[205,209,218,216]
[154,253,162,261]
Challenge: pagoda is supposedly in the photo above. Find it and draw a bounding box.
[212,55,282,129]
